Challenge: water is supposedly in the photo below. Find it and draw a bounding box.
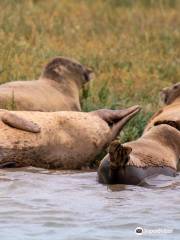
[0,168,180,240]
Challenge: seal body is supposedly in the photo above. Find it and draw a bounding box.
[98,125,180,185]
[0,57,93,111]
[0,106,140,169]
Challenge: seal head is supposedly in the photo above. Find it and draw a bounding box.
[41,57,94,87]
[160,82,180,105]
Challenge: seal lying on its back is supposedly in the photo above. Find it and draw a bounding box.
[0,57,93,111]
[144,82,180,132]
[0,106,140,169]
[98,124,180,185]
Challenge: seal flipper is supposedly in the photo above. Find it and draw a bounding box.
[109,141,132,184]
[91,106,141,141]
[92,106,140,126]
[109,141,132,169]
[1,112,41,133]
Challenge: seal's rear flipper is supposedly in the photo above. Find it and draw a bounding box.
[92,106,140,126]
[1,112,41,133]
[108,141,132,184]
[109,140,132,170]
[110,106,141,140]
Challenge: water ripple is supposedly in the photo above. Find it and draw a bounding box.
[0,168,179,240]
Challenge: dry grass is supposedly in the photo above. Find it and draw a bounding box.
[0,0,180,141]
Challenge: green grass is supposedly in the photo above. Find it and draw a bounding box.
[0,0,180,143]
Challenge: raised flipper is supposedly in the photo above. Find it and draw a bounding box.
[108,140,132,184]
[109,106,141,141]
[109,140,132,170]
[91,106,141,140]
[92,106,140,125]
[1,112,41,133]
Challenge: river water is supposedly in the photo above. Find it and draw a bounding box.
[0,168,179,240]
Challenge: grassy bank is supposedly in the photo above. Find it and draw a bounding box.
[0,0,179,142]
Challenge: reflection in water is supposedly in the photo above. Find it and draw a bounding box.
[0,168,180,240]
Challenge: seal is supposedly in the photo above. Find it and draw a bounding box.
[160,82,180,105]
[98,124,180,185]
[144,82,180,132]
[0,57,93,111]
[0,105,140,169]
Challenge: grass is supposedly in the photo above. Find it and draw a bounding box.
[0,0,180,144]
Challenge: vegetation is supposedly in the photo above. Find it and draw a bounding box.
[0,0,179,142]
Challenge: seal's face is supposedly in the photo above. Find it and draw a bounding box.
[42,57,94,87]
[160,82,180,105]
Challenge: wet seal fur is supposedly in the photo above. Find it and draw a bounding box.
[0,106,140,169]
[0,57,93,111]
[144,82,180,132]
[98,124,180,185]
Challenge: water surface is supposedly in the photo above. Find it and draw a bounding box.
[0,168,179,240]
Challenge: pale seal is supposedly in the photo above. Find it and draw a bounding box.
[0,106,140,169]
[0,57,93,111]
